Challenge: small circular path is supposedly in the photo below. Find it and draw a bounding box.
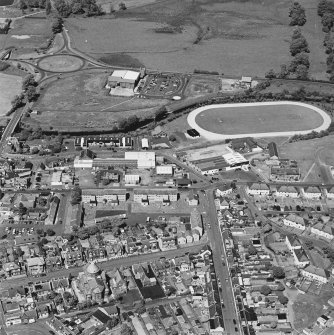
[187,101,332,140]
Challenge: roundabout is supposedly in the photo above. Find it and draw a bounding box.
[187,101,332,140]
[37,54,85,73]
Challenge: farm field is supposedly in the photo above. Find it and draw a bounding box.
[0,16,52,58]
[31,69,167,131]
[0,73,22,115]
[66,0,326,78]
[193,103,325,135]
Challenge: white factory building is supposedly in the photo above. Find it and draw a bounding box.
[107,70,140,90]
[156,165,173,176]
[125,151,156,169]
[74,151,156,169]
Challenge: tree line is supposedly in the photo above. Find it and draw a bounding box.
[266,29,310,80]
[318,0,334,81]
[53,0,103,17]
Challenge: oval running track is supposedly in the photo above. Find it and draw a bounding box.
[187,101,332,140]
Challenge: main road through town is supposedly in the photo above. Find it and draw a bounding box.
[203,189,241,335]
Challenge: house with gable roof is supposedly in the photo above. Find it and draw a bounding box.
[247,183,270,196]
[276,185,299,198]
[283,214,305,231]
[292,248,309,268]
[311,222,334,240]
[285,235,301,252]
[301,265,329,283]
[303,186,322,199]
[326,186,334,199]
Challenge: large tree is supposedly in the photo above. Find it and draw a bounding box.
[290,34,309,56]
[289,2,306,26]
[272,266,285,279]
[260,285,272,296]
[22,74,37,90]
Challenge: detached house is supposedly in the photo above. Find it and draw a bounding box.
[283,214,305,231]
[303,186,322,199]
[276,185,299,198]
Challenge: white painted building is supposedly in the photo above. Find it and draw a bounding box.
[247,183,270,196]
[291,248,309,268]
[124,174,140,185]
[141,138,149,150]
[275,185,299,198]
[156,165,173,176]
[311,222,334,240]
[326,186,334,199]
[73,157,93,169]
[216,184,233,197]
[301,265,328,283]
[125,151,156,168]
[283,214,305,231]
[303,186,322,199]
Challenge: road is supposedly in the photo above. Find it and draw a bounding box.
[204,189,241,335]
[0,103,31,154]
[0,244,205,290]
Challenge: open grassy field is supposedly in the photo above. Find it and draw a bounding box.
[0,73,22,115]
[66,0,327,78]
[38,55,84,72]
[184,75,221,97]
[31,69,167,131]
[280,135,334,182]
[0,16,52,58]
[292,285,334,329]
[194,103,325,135]
[262,80,334,96]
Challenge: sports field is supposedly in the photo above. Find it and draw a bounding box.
[188,102,331,140]
[0,73,22,115]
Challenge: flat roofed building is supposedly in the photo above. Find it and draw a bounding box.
[141,138,149,149]
[108,70,140,90]
[133,188,178,205]
[125,174,140,185]
[222,152,249,169]
[156,165,173,175]
[125,151,156,168]
[82,189,127,203]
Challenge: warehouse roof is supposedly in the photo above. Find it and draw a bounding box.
[109,70,140,83]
